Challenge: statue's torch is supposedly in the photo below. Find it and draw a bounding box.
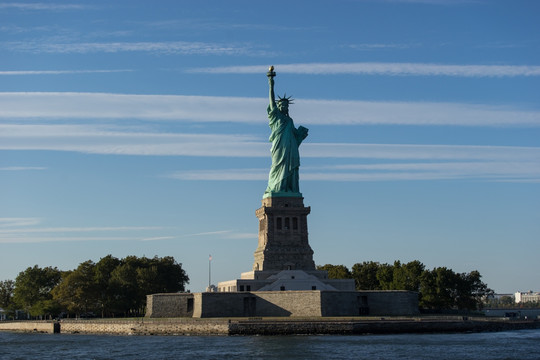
[267,65,276,78]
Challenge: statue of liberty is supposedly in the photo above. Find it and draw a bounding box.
[264,66,309,198]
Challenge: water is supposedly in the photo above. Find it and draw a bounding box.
[1,329,539,360]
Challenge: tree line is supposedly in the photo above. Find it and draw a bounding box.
[0,257,496,318]
[484,296,539,309]
[0,255,188,319]
[317,260,494,311]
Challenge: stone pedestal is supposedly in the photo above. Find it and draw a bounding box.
[216,195,355,293]
[253,196,315,272]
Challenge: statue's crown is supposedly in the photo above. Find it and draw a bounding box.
[277,93,294,104]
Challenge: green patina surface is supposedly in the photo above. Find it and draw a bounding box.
[264,67,308,199]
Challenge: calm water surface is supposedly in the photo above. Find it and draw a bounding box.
[1,329,539,360]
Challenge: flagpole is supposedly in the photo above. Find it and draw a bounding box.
[208,254,212,289]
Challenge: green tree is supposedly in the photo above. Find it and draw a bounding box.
[419,268,437,309]
[94,255,121,317]
[0,280,14,309]
[10,255,189,318]
[376,263,395,290]
[519,301,540,308]
[51,260,98,316]
[498,295,515,307]
[316,264,352,279]
[104,255,189,316]
[110,258,140,316]
[419,267,457,310]
[30,299,62,319]
[418,267,492,311]
[392,260,425,291]
[141,256,189,293]
[12,265,62,318]
[351,261,382,290]
[454,270,493,311]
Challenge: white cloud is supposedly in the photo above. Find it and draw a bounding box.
[180,230,232,237]
[374,0,478,4]
[344,43,419,50]
[189,62,540,77]
[179,230,255,240]
[0,166,46,171]
[223,232,257,240]
[140,236,176,241]
[169,160,540,183]
[0,124,266,156]
[140,18,318,33]
[0,236,135,244]
[296,99,540,126]
[5,41,256,55]
[329,161,533,172]
[302,143,540,161]
[0,224,169,243]
[0,229,256,244]
[0,70,132,75]
[0,226,164,234]
[1,92,538,126]
[306,161,540,181]
[0,3,88,11]
[2,123,540,162]
[0,92,262,122]
[0,218,41,227]
[170,169,268,181]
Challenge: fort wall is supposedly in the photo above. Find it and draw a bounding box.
[146,293,193,318]
[147,290,419,318]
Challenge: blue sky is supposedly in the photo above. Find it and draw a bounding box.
[1,0,539,294]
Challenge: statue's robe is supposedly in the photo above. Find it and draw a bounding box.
[264,105,308,197]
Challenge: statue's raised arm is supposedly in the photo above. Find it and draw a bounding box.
[263,66,308,199]
[267,65,277,111]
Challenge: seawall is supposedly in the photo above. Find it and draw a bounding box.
[228,318,540,335]
[1,317,538,336]
[0,319,229,335]
[0,321,59,334]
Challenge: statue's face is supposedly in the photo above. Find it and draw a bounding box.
[277,101,289,114]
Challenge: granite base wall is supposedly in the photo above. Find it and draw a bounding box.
[148,290,419,318]
[356,291,420,316]
[193,291,323,318]
[146,293,193,318]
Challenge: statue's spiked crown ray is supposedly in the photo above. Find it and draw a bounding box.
[277,93,294,105]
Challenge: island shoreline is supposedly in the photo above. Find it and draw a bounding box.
[1,317,538,336]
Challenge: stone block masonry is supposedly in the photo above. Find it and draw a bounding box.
[192,291,324,318]
[0,321,58,333]
[254,196,315,272]
[1,318,538,336]
[146,293,194,318]
[59,319,229,335]
[147,290,420,318]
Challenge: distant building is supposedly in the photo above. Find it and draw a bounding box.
[0,308,6,321]
[491,293,514,300]
[515,291,540,303]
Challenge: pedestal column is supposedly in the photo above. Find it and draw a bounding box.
[253,196,315,272]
